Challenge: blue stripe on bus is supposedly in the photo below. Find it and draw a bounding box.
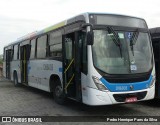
[59,67,63,72]
[100,75,152,92]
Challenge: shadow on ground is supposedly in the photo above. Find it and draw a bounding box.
[137,98,160,108]
[18,84,146,116]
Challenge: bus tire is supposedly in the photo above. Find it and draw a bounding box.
[53,79,65,105]
[13,72,20,87]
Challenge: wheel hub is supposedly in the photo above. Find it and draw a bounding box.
[55,86,62,97]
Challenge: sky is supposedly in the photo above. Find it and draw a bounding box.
[0,0,160,54]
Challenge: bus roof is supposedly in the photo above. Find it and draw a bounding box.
[4,12,145,48]
[150,27,160,40]
[150,27,160,34]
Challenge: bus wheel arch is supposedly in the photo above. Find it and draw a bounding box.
[49,74,61,92]
[49,74,66,104]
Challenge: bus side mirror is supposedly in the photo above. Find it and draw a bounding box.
[87,31,94,45]
[81,23,94,45]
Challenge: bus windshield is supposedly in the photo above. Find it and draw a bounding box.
[92,29,152,74]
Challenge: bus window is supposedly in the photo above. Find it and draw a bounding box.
[37,35,47,58]
[17,44,20,60]
[18,44,21,60]
[49,30,62,57]
[30,39,36,59]
[50,44,62,57]
[11,46,14,61]
[65,38,72,60]
[13,45,18,60]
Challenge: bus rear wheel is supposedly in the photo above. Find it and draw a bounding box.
[53,80,66,105]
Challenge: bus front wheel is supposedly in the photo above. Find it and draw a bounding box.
[53,80,66,105]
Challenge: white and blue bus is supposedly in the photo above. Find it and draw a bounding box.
[3,12,155,105]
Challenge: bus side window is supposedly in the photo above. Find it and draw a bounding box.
[37,35,47,59]
[13,45,18,60]
[11,46,14,61]
[65,38,72,60]
[17,44,20,60]
[30,39,36,59]
[49,30,62,58]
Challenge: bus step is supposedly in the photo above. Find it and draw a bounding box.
[67,97,79,102]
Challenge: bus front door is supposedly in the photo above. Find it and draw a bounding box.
[63,31,82,101]
[20,45,31,85]
[6,49,12,79]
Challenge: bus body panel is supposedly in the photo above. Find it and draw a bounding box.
[82,86,155,105]
[28,60,62,92]
[10,60,20,81]
[81,73,88,99]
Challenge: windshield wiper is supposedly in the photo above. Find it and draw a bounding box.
[130,29,139,56]
[106,26,122,58]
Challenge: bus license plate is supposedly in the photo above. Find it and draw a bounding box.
[125,97,137,103]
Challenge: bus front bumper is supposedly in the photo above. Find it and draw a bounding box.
[82,86,155,106]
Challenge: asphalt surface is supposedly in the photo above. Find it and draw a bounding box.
[0,78,160,125]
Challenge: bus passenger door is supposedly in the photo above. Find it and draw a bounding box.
[20,45,31,84]
[63,31,83,101]
[6,49,12,79]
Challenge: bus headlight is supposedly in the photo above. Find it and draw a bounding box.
[92,76,108,91]
[150,75,156,88]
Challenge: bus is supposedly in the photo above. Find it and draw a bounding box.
[3,12,155,105]
[150,27,160,97]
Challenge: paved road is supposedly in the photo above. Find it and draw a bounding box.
[0,79,160,125]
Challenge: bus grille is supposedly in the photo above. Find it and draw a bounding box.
[113,91,147,102]
[102,72,151,83]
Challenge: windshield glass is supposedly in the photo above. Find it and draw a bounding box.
[92,30,152,74]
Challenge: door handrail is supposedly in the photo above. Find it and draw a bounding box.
[65,73,75,93]
[64,58,74,74]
